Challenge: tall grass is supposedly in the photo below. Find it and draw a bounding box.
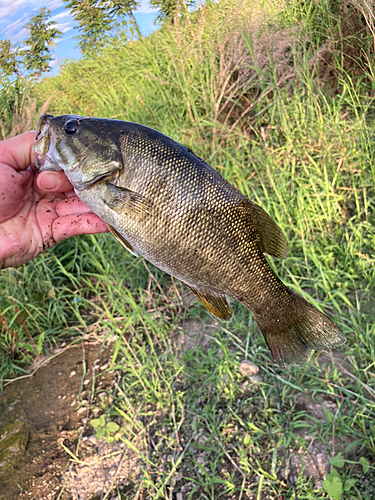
[1,0,374,497]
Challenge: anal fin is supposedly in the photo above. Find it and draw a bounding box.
[187,285,232,322]
[107,224,138,257]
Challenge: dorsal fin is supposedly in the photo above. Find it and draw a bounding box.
[249,201,288,259]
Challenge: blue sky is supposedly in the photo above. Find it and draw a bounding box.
[0,0,158,72]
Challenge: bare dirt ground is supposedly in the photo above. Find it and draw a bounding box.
[0,341,137,500]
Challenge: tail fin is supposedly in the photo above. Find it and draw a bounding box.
[255,291,346,365]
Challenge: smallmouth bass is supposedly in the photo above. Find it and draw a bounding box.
[33,114,346,364]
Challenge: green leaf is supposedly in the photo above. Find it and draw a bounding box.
[360,457,370,474]
[344,439,362,455]
[96,427,105,440]
[322,476,343,500]
[106,422,120,433]
[343,478,356,491]
[330,452,345,468]
[91,418,101,429]
[243,434,251,446]
[99,414,106,427]
[248,422,262,433]
[36,332,45,355]
[331,468,341,479]
[212,477,230,485]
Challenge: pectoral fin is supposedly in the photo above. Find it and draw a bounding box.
[107,224,138,257]
[187,285,232,322]
[103,183,154,216]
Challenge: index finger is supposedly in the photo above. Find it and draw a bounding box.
[0,131,35,171]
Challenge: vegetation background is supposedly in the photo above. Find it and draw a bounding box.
[0,0,374,498]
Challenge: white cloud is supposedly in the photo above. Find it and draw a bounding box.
[56,33,74,44]
[0,0,73,43]
[51,10,72,22]
[11,27,29,42]
[0,0,32,20]
[47,0,63,10]
[0,0,64,28]
[3,15,27,34]
[0,0,61,19]
[136,0,155,15]
[55,22,73,34]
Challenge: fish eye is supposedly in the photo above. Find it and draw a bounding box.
[64,120,78,135]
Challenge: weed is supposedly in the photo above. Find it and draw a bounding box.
[322,452,374,499]
[91,414,121,444]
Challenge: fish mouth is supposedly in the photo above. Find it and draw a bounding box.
[34,114,63,173]
[33,114,83,179]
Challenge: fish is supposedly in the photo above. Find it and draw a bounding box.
[33,113,346,365]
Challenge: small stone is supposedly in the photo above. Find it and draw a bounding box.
[176,493,183,500]
[198,434,208,445]
[87,435,98,445]
[239,360,259,377]
[69,370,77,377]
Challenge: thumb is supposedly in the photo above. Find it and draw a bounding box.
[37,171,73,193]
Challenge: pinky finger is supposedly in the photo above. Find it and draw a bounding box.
[52,213,109,243]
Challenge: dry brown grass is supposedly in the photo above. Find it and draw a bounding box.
[163,0,375,137]
[0,95,50,141]
[349,0,375,51]
[309,1,374,92]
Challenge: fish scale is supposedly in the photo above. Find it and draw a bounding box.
[34,114,346,365]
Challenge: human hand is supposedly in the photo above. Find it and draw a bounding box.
[0,131,108,269]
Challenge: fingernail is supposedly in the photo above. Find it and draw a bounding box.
[40,172,58,190]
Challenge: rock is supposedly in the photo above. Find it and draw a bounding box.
[239,360,259,377]
[0,413,30,476]
[289,449,330,487]
[87,435,99,446]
